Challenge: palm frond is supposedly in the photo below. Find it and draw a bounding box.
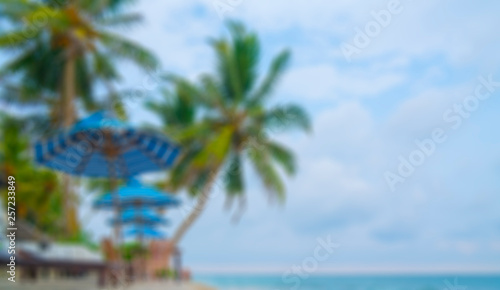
[92,51,119,80]
[78,0,138,17]
[266,141,296,175]
[0,45,38,77]
[75,55,95,110]
[261,104,312,132]
[0,29,39,49]
[247,146,285,201]
[99,31,158,70]
[224,153,244,195]
[97,12,142,28]
[227,21,260,98]
[0,83,55,107]
[247,50,290,107]
[198,74,231,113]
[211,38,241,102]
[192,125,233,167]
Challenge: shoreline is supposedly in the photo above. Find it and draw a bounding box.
[3,279,216,290]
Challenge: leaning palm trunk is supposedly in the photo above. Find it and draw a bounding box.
[61,54,76,237]
[170,173,217,246]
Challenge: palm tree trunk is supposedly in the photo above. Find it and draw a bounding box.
[61,54,76,237]
[170,172,218,246]
[62,56,75,127]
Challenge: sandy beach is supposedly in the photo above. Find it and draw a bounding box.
[127,281,215,290]
[3,279,216,290]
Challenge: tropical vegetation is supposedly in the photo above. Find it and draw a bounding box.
[0,0,157,237]
[0,0,310,251]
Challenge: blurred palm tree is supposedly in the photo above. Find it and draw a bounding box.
[148,22,311,246]
[0,0,157,124]
[0,0,158,236]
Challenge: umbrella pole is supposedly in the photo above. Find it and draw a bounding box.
[106,153,125,283]
[103,130,122,244]
[106,155,121,244]
[110,175,121,244]
[139,233,144,247]
[137,213,145,246]
[136,210,146,280]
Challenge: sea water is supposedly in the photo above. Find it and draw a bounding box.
[194,274,500,290]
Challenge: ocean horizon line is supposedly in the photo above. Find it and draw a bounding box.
[192,266,500,276]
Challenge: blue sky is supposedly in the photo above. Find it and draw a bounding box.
[77,0,500,273]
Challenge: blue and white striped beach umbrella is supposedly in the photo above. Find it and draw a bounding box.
[94,178,180,209]
[109,208,169,226]
[34,111,180,178]
[125,226,165,239]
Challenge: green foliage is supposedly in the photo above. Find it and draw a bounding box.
[58,229,100,250]
[120,241,148,262]
[0,0,158,238]
[0,0,158,123]
[0,113,65,237]
[155,268,175,279]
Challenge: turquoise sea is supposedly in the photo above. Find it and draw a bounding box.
[195,274,500,290]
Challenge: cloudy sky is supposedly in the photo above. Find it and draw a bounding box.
[81,0,500,273]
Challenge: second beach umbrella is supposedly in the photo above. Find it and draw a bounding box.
[109,208,169,226]
[94,177,180,209]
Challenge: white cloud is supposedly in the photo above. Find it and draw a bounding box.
[282,64,405,101]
